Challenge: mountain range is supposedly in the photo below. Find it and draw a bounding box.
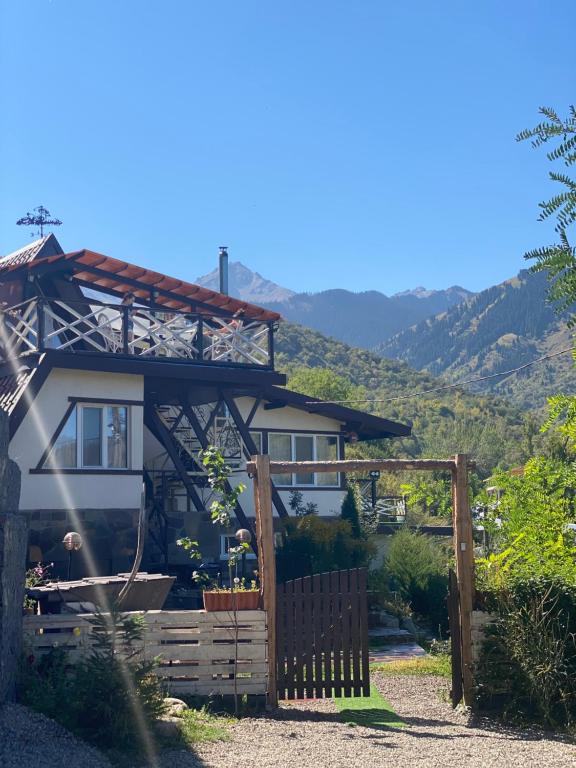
[196,262,575,411]
[197,261,473,349]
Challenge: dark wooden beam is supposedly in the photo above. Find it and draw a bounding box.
[220,390,290,520]
[245,396,262,428]
[144,405,206,514]
[181,402,256,547]
[42,349,286,385]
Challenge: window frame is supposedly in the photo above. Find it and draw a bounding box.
[44,402,131,471]
[268,432,341,488]
[219,534,257,561]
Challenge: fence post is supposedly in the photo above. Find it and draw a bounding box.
[452,453,475,707]
[252,454,277,708]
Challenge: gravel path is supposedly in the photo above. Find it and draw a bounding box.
[0,703,111,768]
[180,675,576,768]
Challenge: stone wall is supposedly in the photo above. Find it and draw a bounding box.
[0,411,25,703]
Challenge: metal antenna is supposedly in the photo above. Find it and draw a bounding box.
[16,205,62,239]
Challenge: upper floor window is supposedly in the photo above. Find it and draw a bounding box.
[268,433,339,487]
[46,404,129,470]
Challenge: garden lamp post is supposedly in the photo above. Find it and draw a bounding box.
[369,470,380,510]
[62,531,83,580]
[235,528,252,580]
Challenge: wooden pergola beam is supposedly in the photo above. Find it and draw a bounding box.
[246,458,475,475]
[249,452,476,710]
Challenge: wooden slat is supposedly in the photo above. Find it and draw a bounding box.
[340,569,352,697]
[302,576,314,698]
[330,570,343,698]
[358,568,370,696]
[276,582,286,698]
[285,579,295,700]
[349,569,362,696]
[321,572,332,698]
[148,644,266,662]
[312,573,324,699]
[294,577,305,699]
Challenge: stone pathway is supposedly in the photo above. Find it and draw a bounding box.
[369,641,427,663]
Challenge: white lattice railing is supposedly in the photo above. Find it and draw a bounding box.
[0,298,273,367]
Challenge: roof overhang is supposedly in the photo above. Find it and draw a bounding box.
[261,386,411,441]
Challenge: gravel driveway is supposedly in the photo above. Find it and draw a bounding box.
[175,674,576,768]
[0,703,111,768]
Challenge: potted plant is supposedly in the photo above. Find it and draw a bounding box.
[201,578,260,611]
[177,446,260,611]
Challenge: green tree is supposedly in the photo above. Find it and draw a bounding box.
[287,366,363,402]
[518,106,576,441]
[340,486,361,538]
[518,105,576,316]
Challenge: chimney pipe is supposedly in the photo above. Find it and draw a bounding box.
[219,246,229,295]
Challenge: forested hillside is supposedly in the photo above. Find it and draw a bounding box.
[276,322,540,477]
[379,270,575,410]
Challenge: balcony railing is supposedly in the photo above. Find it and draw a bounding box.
[0,297,275,368]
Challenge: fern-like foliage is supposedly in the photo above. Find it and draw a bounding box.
[518,105,576,320]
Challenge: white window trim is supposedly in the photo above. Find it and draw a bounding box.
[219,534,257,560]
[269,432,340,488]
[68,403,130,470]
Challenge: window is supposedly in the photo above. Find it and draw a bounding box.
[268,433,340,487]
[220,534,257,560]
[46,404,129,470]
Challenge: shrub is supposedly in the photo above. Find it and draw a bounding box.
[19,608,166,750]
[377,528,449,632]
[475,577,576,728]
[276,515,374,582]
[340,486,361,538]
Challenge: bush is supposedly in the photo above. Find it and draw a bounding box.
[19,608,166,750]
[375,528,449,632]
[476,577,576,728]
[276,515,374,582]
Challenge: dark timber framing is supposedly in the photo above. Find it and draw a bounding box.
[220,390,290,520]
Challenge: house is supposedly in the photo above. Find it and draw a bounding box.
[0,235,410,578]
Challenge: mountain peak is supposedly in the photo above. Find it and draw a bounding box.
[196,261,296,304]
[393,285,473,301]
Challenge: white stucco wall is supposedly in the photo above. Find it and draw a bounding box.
[147,396,347,518]
[11,368,144,510]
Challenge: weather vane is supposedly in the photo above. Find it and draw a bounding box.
[16,205,62,239]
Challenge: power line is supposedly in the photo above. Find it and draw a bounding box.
[305,345,576,405]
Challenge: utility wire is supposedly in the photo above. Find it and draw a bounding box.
[305,345,576,405]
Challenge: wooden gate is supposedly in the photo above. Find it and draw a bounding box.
[276,568,370,700]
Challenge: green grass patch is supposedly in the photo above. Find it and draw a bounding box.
[177,709,234,745]
[334,684,404,729]
[371,654,451,678]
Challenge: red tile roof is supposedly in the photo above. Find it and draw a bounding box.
[0,248,281,322]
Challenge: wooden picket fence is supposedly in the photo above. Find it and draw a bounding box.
[23,610,267,697]
[276,568,370,700]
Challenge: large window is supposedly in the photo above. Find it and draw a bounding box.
[46,404,129,470]
[268,433,339,487]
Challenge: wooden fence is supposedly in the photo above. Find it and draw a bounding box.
[23,610,267,697]
[276,569,370,700]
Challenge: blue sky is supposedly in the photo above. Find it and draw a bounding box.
[1,1,574,295]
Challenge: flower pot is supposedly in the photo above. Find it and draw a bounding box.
[203,590,260,611]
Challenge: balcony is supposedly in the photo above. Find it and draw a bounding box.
[0,297,275,368]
